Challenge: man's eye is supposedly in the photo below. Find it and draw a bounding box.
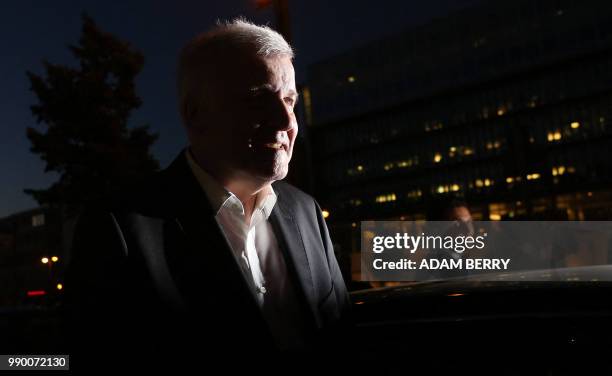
[284,97,295,106]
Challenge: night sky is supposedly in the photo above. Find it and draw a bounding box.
[1,0,482,217]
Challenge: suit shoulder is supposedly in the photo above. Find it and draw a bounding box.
[85,169,171,217]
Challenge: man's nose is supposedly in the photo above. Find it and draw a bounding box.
[266,97,293,131]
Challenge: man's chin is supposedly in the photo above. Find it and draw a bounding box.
[245,164,289,184]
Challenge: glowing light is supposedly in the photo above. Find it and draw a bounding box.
[527,173,541,180]
[27,290,46,297]
[451,184,460,192]
[570,121,580,129]
[41,257,49,264]
[56,283,63,290]
[51,256,59,263]
[375,193,397,203]
[322,210,330,219]
[506,177,514,184]
[489,214,502,221]
[434,153,442,163]
[347,76,356,83]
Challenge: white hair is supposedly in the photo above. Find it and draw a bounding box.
[177,18,294,128]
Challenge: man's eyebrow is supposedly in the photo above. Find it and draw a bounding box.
[249,83,274,93]
[249,85,300,103]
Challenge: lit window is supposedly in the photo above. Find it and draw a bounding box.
[302,86,313,126]
[527,96,538,108]
[348,165,365,176]
[32,214,45,227]
[481,107,489,119]
[526,173,541,180]
[436,185,447,194]
[349,199,362,207]
[397,159,414,168]
[407,189,422,199]
[375,193,397,203]
[547,131,562,142]
[552,166,567,176]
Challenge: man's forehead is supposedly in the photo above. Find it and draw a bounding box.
[210,52,295,94]
[246,57,295,89]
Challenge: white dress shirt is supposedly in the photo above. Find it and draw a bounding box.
[185,149,307,349]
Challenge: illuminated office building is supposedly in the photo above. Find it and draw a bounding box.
[306,0,612,228]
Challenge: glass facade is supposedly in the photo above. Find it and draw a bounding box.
[306,0,612,269]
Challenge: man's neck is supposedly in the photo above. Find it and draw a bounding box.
[190,148,270,224]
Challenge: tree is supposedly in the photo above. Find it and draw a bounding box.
[25,14,159,212]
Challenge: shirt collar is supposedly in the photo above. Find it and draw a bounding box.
[185,148,277,219]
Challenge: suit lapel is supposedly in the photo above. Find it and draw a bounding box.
[162,151,264,321]
[268,199,320,328]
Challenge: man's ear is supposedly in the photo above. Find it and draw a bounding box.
[182,98,198,128]
[183,98,210,134]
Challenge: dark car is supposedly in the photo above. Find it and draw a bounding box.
[350,266,612,375]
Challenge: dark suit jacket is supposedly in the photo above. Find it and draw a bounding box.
[63,151,351,371]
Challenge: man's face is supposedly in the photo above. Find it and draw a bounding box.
[193,52,298,184]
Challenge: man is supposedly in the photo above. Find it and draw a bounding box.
[64,19,350,370]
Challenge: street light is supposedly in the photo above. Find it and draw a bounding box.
[56,283,63,291]
[41,257,49,264]
[51,256,59,262]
